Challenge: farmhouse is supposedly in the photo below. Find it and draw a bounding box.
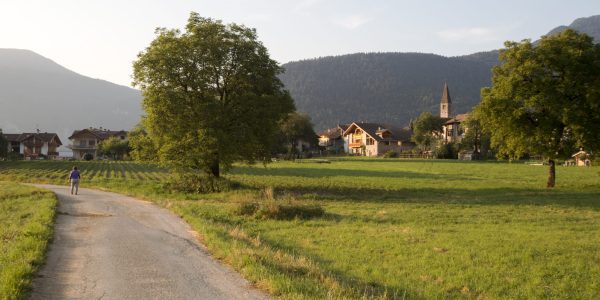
[68,127,128,160]
[2,130,62,159]
[343,122,413,156]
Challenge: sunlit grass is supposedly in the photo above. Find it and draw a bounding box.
[1,159,599,299]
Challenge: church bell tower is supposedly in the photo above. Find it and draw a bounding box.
[440,82,451,118]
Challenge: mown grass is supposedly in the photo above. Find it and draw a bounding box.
[0,182,57,300]
[1,159,599,299]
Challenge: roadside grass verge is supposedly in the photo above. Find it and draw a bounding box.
[0,182,57,300]
[1,159,600,298]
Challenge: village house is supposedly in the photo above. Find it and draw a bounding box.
[318,124,349,153]
[571,150,592,166]
[439,83,469,144]
[68,127,128,160]
[343,122,413,157]
[2,130,62,160]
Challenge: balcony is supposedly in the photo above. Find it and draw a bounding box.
[349,142,363,148]
[47,151,59,156]
[68,144,97,150]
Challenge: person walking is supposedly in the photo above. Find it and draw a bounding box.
[68,166,81,195]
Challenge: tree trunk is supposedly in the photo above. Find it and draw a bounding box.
[209,157,220,178]
[547,159,555,188]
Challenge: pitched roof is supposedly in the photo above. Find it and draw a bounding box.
[444,113,469,125]
[69,128,128,140]
[3,132,62,145]
[318,127,342,139]
[2,134,21,142]
[337,124,350,132]
[440,82,451,104]
[343,122,412,142]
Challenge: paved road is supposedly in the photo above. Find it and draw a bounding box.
[30,184,269,300]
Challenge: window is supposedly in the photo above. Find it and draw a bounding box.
[120,136,125,140]
[366,138,374,145]
[89,140,96,146]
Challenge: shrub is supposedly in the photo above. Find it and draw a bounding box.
[436,143,459,159]
[7,152,23,161]
[383,150,398,158]
[165,172,237,193]
[233,187,325,220]
[233,201,259,216]
[255,201,325,220]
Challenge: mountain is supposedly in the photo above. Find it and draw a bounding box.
[280,15,600,131]
[0,49,142,147]
[279,53,492,130]
[547,15,600,41]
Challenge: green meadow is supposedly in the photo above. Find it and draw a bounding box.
[0,182,56,300]
[1,159,599,299]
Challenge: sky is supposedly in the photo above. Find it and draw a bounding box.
[1,0,599,87]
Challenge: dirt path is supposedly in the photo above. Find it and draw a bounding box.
[29,184,268,300]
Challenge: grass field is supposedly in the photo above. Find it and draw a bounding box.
[1,159,599,299]
[0,182,57,300]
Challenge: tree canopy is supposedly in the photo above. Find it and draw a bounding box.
[97,137,129,160]
[459,114,490,158]
[277,112,317,158]
[128,121,158,162]
[411,112,446,152]
[477,29,600,187]
[132,12,295,177]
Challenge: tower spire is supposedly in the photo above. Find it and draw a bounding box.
[440,82,452,118]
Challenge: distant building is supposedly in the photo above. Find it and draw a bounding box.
[439,83,469,143]
[318,124,349,153]
[68,127,128,160]
[342,122,414,157]
[2,131,62,160]
[572,150,591,167]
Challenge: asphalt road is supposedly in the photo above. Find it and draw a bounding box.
[29,184,269,300]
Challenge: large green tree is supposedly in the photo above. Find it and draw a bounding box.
[477,29,600,187]
[132,13,294,177]
[411,112,446,152]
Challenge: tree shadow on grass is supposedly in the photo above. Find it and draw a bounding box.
[228,179,600,210]
[231,165,482,181]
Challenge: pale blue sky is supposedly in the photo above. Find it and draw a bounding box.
[1,0,599,86]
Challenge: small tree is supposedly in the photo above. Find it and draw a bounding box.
[411,112,446,152]
[278,112,317,159]
[477,29,600,187]
[98,137,129,160]
[459,114,490,159]
[133,12,294,178]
